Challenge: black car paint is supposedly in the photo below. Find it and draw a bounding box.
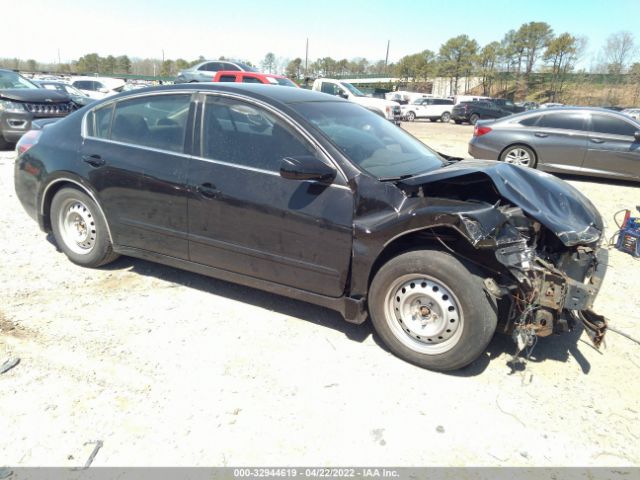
[15,84,606,333]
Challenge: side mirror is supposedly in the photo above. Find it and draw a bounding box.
[280,155,336,184]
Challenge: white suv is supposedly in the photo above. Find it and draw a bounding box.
[312,79,401,124]
[401,98,454,123]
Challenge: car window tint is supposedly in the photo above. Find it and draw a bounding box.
[110,94,190,153]
[242,77,263,84]
[519,115,541,126]
[222,63,241,71]
[201,96,315,172]
[537,113,585,131]
[590,114,637,137]
[218,75,236,82]
[89,104,114,138]
[320,82,339,95]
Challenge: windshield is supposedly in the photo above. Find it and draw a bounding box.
[340,82,365,97]
[291,101,444,178]
[0,70,38,89]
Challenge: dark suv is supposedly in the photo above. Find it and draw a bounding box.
[451,101,511,125]
[0,69,76,149]
[491,98,526,114]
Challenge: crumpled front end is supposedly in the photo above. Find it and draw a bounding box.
[396,161,609,350]
[480,206,607,349]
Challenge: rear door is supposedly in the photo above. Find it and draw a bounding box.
[186,94,354,296]
[583,113,640,180]
[525,111,589,171]
[81,93,194,258]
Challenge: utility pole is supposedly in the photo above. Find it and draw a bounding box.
[305,38,309,78]
[384,40,390,73]
[57,48,61,73]
[162,49,165,63]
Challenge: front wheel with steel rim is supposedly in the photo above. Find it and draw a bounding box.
[369,249,497,371]
[406,111,416,122]
[440,111,451,123]
[499,144,537,168]
[51,187,119,267]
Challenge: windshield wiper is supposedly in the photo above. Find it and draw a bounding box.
[378,174,417,182]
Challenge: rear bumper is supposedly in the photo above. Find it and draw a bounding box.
[468,141,499,160]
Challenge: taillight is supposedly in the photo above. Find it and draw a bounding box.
[474,125,492,137]
[16,129,42,155]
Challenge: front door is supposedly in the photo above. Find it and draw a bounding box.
[81,93,194,258]
[528,111,589,171]
[186,95,353,297]
[583,113,640,180]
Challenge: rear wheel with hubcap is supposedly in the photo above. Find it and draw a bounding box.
[500,145,537,168]
[369,250,497,371]
[469,113,480,125]
[51,188,119,267]
[406,111,416,122]
[440,112,451,123]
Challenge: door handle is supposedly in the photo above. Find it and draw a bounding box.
[82,154,105,167]
[590,137,605,144]
[197,182,218,198]
[534,132,548,138]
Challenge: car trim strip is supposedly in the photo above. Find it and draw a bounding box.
[78,136,351,190]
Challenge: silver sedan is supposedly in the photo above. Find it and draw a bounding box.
[468,107,640,182]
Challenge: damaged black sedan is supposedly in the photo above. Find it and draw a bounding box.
[14,84,607,371]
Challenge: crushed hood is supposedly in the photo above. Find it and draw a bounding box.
[0,88,71,103]
[399,160,604,246]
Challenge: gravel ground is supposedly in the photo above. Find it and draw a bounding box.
[1,123,639,467]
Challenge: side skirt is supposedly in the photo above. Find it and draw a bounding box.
[114,245,368,324]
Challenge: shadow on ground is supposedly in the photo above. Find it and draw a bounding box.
[46,233,595,376]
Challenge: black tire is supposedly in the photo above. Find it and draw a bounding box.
[469,113,480,125]
[369,250,497,371]
[454,120,462,125]
[50,187,119,268]
[499,144,538,168]
[440,112,451,123]
[406,111,416,122]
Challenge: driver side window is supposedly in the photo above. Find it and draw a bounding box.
[201,96,316,172]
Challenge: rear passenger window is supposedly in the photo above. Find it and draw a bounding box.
[109,94,191,153]
[537,113,585,131]
[519,115,541,126]
[590,114,637,137]
[88,104,114,138]
[201,96,316,172]
[218,75,236,82]
[242,77,264,84]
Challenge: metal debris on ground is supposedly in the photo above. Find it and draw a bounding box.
[0,357,20,375]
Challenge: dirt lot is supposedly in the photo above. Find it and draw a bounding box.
[1,122,639,467]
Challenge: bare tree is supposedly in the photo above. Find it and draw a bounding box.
[603,31,636,74]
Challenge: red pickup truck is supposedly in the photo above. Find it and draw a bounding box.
[213,71,299,87]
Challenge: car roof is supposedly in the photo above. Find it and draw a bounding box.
[492,106,640,124]
[99,83,344,105]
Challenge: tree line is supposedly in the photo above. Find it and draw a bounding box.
[1,22,637,103]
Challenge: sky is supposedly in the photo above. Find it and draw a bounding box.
[1,0,639,68]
